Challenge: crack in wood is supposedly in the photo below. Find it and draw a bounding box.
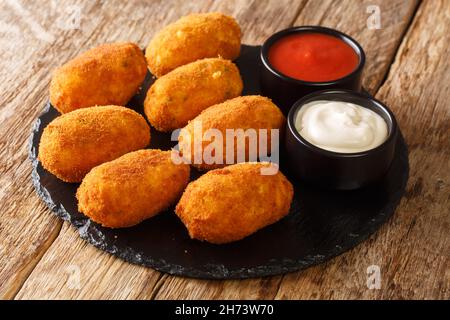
[374,0,423,95]
[7,221,63,300]
[5,0,445,299]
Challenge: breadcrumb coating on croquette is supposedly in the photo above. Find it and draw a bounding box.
[146,12,241,77]
[38,105,150,182]
[77,149,190,228]
[175,162,293,244]
[144,58,243,131]
[178,95,285,170]
[50,42,147,113]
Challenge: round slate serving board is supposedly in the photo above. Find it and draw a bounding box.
[29,45,409,279]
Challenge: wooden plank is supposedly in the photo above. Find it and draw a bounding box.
[12,0,308,299]
[0,0,92,298]
[292,0,419,94]
[15,224,162,299]
[8,0,447,300]
[274,0,450,299]
[0,0,200,299]
[151,0,423,300]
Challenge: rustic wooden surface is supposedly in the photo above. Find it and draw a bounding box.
[0,0,448,300]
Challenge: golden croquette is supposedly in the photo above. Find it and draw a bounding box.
[144,58,243,132]
[38,106,150,182]
[178,95,285,171]
[77,149,190,228]
[50,42,147,113]
[145,12,241,77]
[175,162,293,244]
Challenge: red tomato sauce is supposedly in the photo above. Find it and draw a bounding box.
[268,32,359,82]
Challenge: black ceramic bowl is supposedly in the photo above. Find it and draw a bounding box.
[285,90,398,190]
[260,26,366,115]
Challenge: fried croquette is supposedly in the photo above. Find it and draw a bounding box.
[144,58,243,132]
[38,106,150,183]
[77,149,190,228]
[146,13,241,77]
[175,162,293,244]
[50,42,147,113]
[178,95,285,171]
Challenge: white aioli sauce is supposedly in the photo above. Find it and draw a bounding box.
[295,100,388,153]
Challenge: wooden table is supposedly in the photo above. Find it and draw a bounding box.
[0,0,448,300]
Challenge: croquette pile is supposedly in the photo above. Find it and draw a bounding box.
[39,12,293,244]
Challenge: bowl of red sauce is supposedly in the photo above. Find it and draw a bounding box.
[260,26,366,115]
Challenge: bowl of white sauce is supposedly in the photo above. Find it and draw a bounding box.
[285,90,398,190]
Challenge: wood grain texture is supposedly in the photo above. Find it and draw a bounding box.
[274,0,450,299]
[0,0,182,299]
[15,223,162,300]
[8,0,308,300]
[1,0,447,300]
[152,0,431,300]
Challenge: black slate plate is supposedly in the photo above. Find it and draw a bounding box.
[29,45,409,279]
